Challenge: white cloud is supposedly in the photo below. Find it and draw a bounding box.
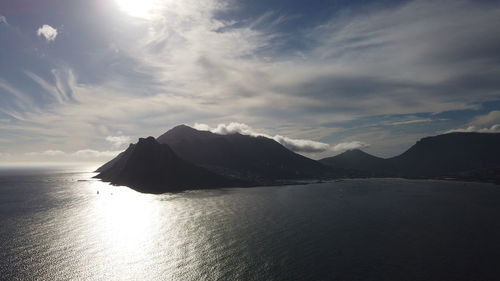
[25,150,65,156]
[210,122,257,136]
[332,141,370,152]
[0,15,7,25]
[194,122,263,137]
[194,122,330,153]
[444,124,500,134]
[105,135,131,148]
[37,24,58,41]
[73,149,120,158]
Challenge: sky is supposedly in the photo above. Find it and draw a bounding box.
[0,0,499,164]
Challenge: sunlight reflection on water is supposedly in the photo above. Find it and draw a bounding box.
[85,180,167,279]
[92,181,155,250]
[83,179,209,280]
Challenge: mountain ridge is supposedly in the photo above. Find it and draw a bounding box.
[320,132,500,183]
[156,124,336,182]
[95,127,500,193]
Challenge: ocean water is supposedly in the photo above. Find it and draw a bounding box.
[1,167,500,281]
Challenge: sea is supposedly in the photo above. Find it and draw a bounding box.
[1,166,500,281]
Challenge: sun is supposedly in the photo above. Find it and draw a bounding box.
[114,0,158,19]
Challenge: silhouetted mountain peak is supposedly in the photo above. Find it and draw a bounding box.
[323,148,383,161]
[319,148,387,176]
[157,124,216,144]
[340,148,373,157]
[137,136,158,145]
[168,124,197,133]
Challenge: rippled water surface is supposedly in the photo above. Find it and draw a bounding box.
[1,167,500,280]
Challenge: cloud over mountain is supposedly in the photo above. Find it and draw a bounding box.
[194,122,330,153]
[445,111,500,134]
[445,125,500,134]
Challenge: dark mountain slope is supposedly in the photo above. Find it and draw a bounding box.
[157,125,336,182]
[388,132,500,177]
[95,136,251,193]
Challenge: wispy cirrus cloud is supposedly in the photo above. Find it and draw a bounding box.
[389,118,433,126]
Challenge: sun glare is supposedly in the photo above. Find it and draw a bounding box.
[91,180,156,250]
[114,0,158,19]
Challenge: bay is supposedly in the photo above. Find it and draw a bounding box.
[1,167,500,280]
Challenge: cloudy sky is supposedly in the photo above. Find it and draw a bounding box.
[0,0,499,164]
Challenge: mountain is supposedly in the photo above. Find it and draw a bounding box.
[156,125,336,183]
[388,132,500,177]
[320,132,500,183]
[94,136,251,193]
[95,128,500,193]
[319,149,391,176]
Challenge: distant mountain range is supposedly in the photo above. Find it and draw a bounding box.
[95,126,500,193]
[320,132,500,182]
[95,125,341,192]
